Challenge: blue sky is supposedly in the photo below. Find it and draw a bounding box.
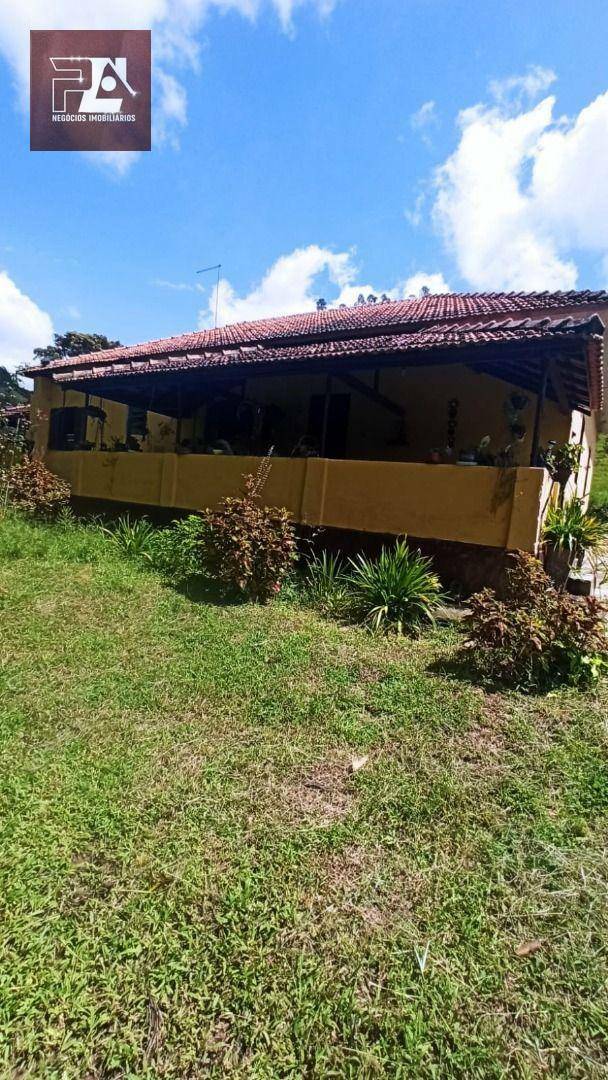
[1,0,608,368]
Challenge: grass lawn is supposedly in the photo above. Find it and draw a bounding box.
[591,434,608,508]
[1,514,607,1077]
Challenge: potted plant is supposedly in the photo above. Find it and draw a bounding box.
[540,441,583,503]
[476,435,494,466]
[542,497,608,588]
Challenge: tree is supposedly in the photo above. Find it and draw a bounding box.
[0,367,29,407]
[33,331,121,365]
[316,298,327,311]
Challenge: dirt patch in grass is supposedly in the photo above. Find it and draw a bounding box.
[271,758,358,827]
[308,843,427,934]
[458,721,507,772]
[60,849,125,911]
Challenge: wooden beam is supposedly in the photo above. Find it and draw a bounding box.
[548,358,571,414]
[530,356,550,466]
[334,372,404,418]
[320,374,332,457]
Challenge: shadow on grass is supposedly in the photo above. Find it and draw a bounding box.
[427,649,550,698]
[427,649,494,687]
[172,575,248,608]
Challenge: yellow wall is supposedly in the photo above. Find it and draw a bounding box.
[29,378,176,455]
[30,361,596,541]
[566,409,596,505]
[239,364,573,464]
[46,450,549,552]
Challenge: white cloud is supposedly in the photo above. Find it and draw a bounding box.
[333,271,449,307]
[268,0,336,33]
[198,245,450,326]
[154,69,188,147]
[83,150,142,178]
[399,271,450,297]
[404,191,426,227]
[200,245,355,324]
[410,100,437,131]
[409,100,438,149]
[488,65,556,110]
[153,277,204,292]
[432,81,608,291]
[0,0,337,174]
[408,99,438,143]
[0,271,53,373]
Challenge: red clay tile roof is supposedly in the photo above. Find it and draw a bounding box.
[25,289,608,377]
[0,403,29,420]
[49,314,604,413]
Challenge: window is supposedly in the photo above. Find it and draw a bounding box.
[127,405,148,440]
[307,393,350,458]
[48,407,88,450]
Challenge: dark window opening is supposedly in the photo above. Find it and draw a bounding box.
[203,396,259,454]
[307,393,350,458]
[48,407,88,451]
[127,405,148,440]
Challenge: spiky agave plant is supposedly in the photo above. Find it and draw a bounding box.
[543,498,608,561]
[347,538,442,634]
[101,514,158,561]
[304,550,350,617]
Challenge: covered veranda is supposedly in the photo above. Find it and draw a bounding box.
[29,313,603,553]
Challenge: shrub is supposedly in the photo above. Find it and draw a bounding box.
[591,501,608,525]
[541,441,583,490]
[0,415,27,473]
[3,457,70,518]
[466,551,608,689]
[200,469,297,602]
[304,551,351,618]
[149,514,207,582]
[543,497,608,564]
[347,538,442,634]
[101,514,158,560]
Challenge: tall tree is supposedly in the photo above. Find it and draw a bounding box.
[33,331,121,365]
[0,367,30,407]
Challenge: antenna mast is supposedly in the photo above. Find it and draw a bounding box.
[196,263,222,329]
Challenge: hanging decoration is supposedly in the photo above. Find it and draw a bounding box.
[503,392,529,443]
[446,397,459,454]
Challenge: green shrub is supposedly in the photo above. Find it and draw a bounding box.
[541,441,583,489]
[543,497,608,564]
[347,538,442,634]
[0,415,27,473]
[303,551,350,618]
[149,515,207,582]
[200,470,297,603]
[3,458,70,518]
[591,502,608,525]
[466,551,608,689]
[101,514,158,561]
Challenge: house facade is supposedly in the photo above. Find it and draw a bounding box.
[25,290,605,570]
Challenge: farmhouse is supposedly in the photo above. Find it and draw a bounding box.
[25,289,606,576]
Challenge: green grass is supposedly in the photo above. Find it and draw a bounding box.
[591,433,608,508]
[0,513,607,1077]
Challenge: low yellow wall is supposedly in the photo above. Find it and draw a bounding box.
[47,451,548,551]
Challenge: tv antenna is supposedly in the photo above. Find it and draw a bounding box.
[196,263,222,328]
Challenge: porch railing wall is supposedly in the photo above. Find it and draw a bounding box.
[46,451,550,551]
